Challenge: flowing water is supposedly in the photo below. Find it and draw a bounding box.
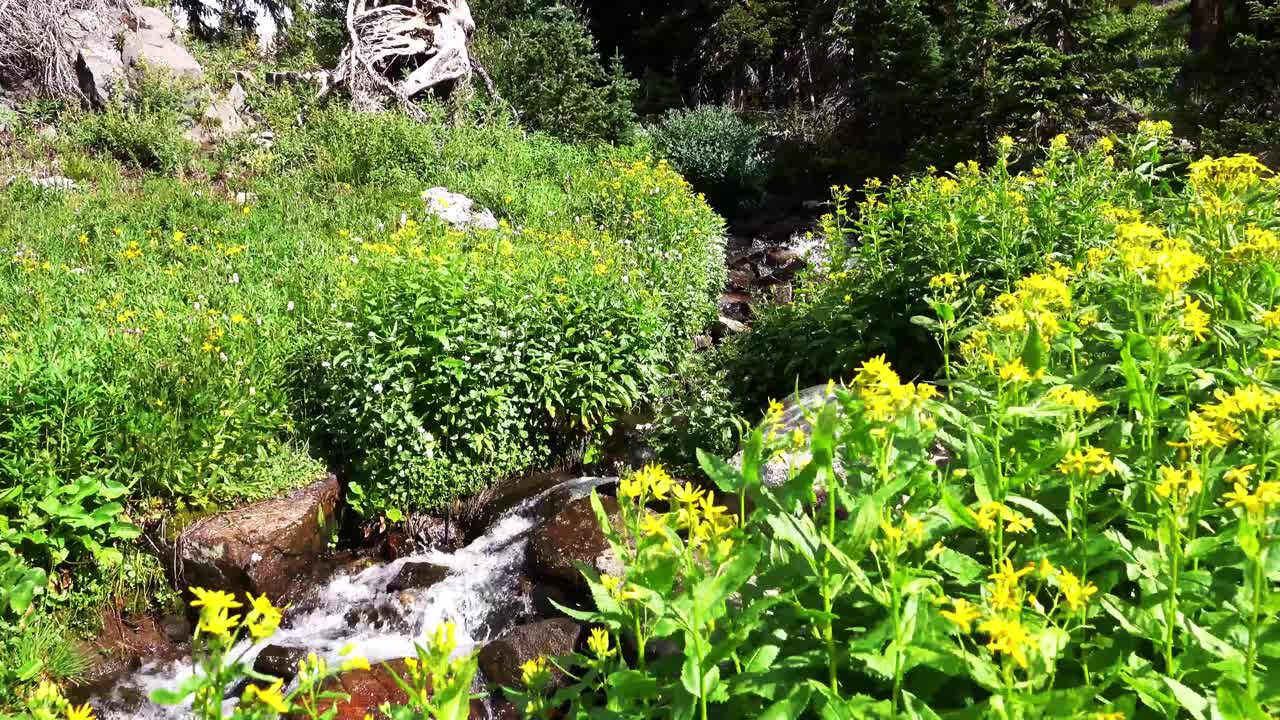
[96,476,613,719]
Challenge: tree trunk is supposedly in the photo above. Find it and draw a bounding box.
[1190,0,1227,52]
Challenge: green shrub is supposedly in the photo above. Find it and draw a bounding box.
[472,0,638,144]
[721,126,1176,408]
[309,155,724,512]
[69,70,197,172]
[650,105,769,211]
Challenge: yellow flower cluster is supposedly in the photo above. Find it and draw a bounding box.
[1222,465,1280,520]
[1045,384,1103,415]
[618,463,672,501]
[975,501,1034,535]
[989,270,1072,337]
[25,681,96,720]
[853,355,938,422]
[1114,222,1206,294]
[189,587,282,641]
[874,510,925,556]
[1154,465,1203,509]
[1188,153,1271,197]
[1226,225,1280,263]
[1187,384,1280,449]
[1057,445,1116,477]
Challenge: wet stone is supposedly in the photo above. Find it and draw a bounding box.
[386,561,450,592]
[343,600,411,633]
[253,645,308,681]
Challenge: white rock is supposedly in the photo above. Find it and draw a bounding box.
[421,187,499,231]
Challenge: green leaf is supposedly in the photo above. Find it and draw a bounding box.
[1215,682,1270,720]
[1022,320,1046,374]
[1162,676,1208,720]
[692,540,761,621]
[934,547,985,584]
[758,682,813,720]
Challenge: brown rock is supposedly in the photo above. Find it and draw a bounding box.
[311,660,488,720]
[177,474,339,601]
[387,561,450,592]
[727,268,755,291]
[718,292,753,322]
[315,660,410,720]
[478,619,582,689]
[528,496,623,590]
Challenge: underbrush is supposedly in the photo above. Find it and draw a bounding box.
[0,96,722,694]
[129,136,1280,719]
[721,126,1179,408]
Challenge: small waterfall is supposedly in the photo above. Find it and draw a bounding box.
[98,476,612,719]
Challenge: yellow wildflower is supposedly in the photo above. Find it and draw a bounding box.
[979,615,1033,668]
[587,627,613,659]
[940,598,982,633]
[66,703,95,720]
[245,680,289,713]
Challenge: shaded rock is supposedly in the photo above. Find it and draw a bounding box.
[315,660,409,720]
[177,474,339,600]
[718,292,753,322]
[772,283,794,304]
[693,334,713,351]
[530,581,586,619]
[422,187,498,231]
[386,561,450,592]
[461,470,575,540]
[765,246,803,268]
[253,645,307,681]
[727,268,755,291]
[76,35,125,108]
[714,315,750,338]
[528,496,623,591]
[380,512,464,560]
[479,619,582,689]
[314,660,487,720]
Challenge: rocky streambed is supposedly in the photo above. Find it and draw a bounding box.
[83,473,626,719]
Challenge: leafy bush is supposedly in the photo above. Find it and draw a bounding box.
[722,125,1176,409]
[69,70,198,172]
[650,106,769,211]
[310,156,723,513]
[472,0,638,144]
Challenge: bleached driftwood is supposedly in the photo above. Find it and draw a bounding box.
[326,0,478,119]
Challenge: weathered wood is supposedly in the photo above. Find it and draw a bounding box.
[327,0,479,117]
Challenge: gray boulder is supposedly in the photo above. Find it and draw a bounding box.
[76,35,126,108]
[121,7,204,82]
[732,385,839,487]
[177,474,340,600]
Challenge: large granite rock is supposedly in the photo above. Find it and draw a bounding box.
[731,385,836,487]
[121,6,204,82]
[177,474,339,600]
[478,618,582,689]
[76,35,126,108]
[527,495,624,591]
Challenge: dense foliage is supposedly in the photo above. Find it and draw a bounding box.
[722,125,1176,407]
[0,84,721,695]
[142,132,1279,719]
